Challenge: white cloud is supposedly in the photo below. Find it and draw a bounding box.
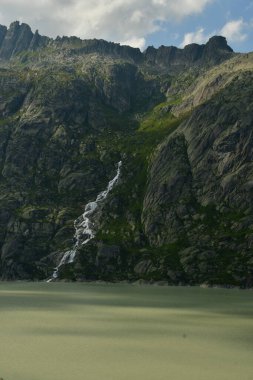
[220,19,247,43]
[120,37,146,50]
[0,0,213,49]
[180,27,211,47]
[180,17,250,48]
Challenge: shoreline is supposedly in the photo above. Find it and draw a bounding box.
[0,279,252,290]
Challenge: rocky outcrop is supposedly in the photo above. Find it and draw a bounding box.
[0,21,49,60]
[54,36,143,63]
[0,25,7,46]
[171,52,253,117]
[142,72,253,286]
[0,21,33,59]
[142,134,193,245]
[202,36,233,63]
[0,22,233,68]
[0,21,142,63]
[144,36,233,67]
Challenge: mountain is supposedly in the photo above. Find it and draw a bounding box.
[0,21,252,287]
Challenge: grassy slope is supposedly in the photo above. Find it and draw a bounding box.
[172,52,253,116]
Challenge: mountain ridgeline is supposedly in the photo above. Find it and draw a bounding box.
[0,21,232,64]
[0,21,252,287]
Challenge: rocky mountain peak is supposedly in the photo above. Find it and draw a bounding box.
[0,21,234,67]
[144,36,233,67]
[0,21,49,60]
[205,35,233,52]
[0,21,33,59]
[0,24,7,43]
[202,35,233,64]
[52,36,143,63]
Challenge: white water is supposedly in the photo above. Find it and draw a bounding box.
[48,161,122,281]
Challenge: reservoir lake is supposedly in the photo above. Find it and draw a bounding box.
[0,282,252,380]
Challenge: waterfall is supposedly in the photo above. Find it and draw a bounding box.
[47,161,122,282]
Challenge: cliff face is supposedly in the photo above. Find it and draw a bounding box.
[0,22,233,65]
[0,22,50,59]
[142,72,253,285]
[143,36,233,67]
[0,21,252,286]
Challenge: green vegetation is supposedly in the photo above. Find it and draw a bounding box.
[173,52,253,116]
[95,100,185,251]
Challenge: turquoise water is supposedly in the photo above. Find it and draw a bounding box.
[0,282,252,380]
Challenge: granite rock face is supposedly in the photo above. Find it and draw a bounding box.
[142,72,253,286]
[0,21,252,286]
[0,21,49,59]
[144,36,233,67]
[0,25,7,46]
[0,22,233,66]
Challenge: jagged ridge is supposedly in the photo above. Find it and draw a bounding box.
[0,21,233,66]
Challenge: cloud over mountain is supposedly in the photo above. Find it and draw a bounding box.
[0,0,213,49]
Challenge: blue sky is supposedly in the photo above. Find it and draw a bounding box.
[0,0,252,52]
[146,0,253,52]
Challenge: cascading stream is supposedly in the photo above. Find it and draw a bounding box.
[47,161,122,282]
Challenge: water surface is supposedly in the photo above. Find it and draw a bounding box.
[0,283,252,380]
